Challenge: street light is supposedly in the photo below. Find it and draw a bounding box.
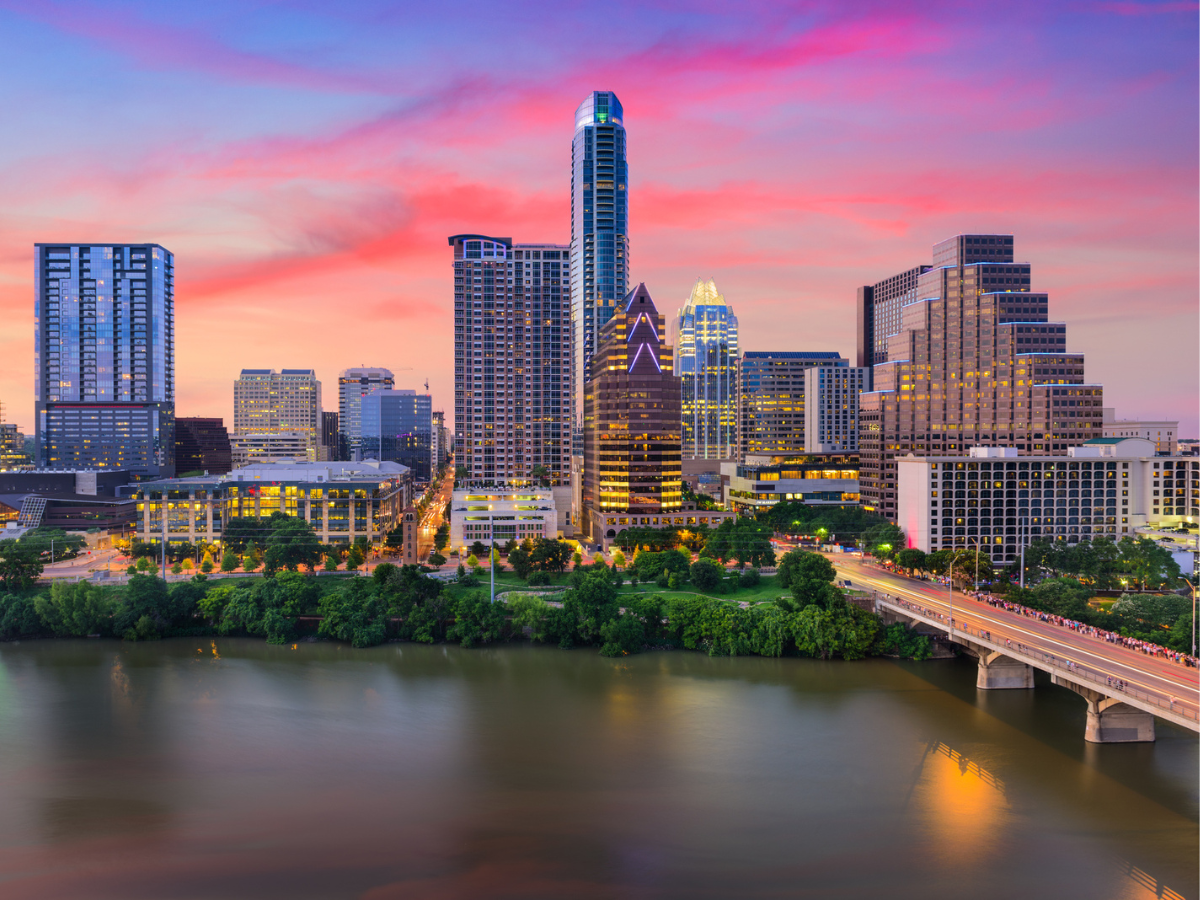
[1182,576,1197,659]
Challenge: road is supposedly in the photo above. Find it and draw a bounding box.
[831,556,1200,724]
[416,476,454,563]
[40,548,124,579]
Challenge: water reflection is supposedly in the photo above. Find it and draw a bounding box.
[0,640,1192,900]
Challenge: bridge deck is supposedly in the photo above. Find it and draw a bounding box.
[829,557,1199,734]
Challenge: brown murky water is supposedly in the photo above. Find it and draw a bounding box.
[0,639,1195,899]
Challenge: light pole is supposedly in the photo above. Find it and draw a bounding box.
[1182,576,1197,660]
[1017,515,1030,589]
[947,552,954,637]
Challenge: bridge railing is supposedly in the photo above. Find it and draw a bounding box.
[879,596,1199,725]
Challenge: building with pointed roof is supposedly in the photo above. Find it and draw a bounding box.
[673,278,739,460]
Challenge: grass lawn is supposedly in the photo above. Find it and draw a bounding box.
[441,570,790,605]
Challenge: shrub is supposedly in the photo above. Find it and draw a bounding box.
[739,567,760,588]
[690,558,723,591]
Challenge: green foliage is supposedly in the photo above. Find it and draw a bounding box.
[894,548,928,573]
[34,581,118,637]
[20,528,86,560]
[700,518,775,568]
[861,523,905,560]
[611,549,626,568]
[0,539,43,591]
[1020,536,1181,590]
[428,552,446,567]
[562,569,620,644]
[508,544,532,579]
[689,558,724,591]
[631,549,691,582]
[507,593,550,641]
[318,579,386,648]
[527,570,551,586]
[198,584,236,624]
[758,501,890,540]
[434,523,449,551]
[528,537,572,573]
[874,623,933,661]
[465,553,479,569]
[220,517,265,554]
[776,552,839,611]
[220,550,239,573]
[739,567,761,588]
[792,601,879,660]
[263,513,321,573]
[448,592,507,647]
[0,593,42,638]
[1110,593,1191,631]
[600,613,645,656]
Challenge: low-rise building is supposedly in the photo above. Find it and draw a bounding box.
[724,454,860,513]
[134,459,413,547]
[896,438,1200,566]
[0,469,136,532]
[1102,409,1179,454]
[450,488,558,550]
[230,432,313,468]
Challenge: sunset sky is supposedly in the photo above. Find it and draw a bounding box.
[0,0,1196,437]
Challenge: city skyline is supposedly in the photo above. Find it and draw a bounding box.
[0,3,1195,439]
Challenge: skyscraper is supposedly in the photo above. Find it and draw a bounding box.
[856,264,931,372]
[571,90,629,421]
[583,284,682,543]
[231,368,321,464]
[360,388,433,481]
[804,366,868,452]
[858,234,1103,520]
[450,235,571,486]
[674,278,739,460]
[320,411,339,461]
[34,243,174,475]
[736,352,848,461]
[338,367,394,460]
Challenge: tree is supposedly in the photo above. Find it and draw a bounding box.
[455,464,469,482]
[200,549,215,574]
[572,550,583,569]
[739,567,760,588]
[466,553,479,569]
[0,539,43,591]
[35,581,117,637]
[135,556,156,574]
[600,613,645,657]
[346,545,365,572]
[861,523,905,560]
[21,528,85,561]
[894,548,927,574]
[428,552,447,567]
[701,518,775,568]
[508,545,532,580]
[470,540,488,558]
[777,552,839,611]
[448,591,507,647]
[220,550,239,573]
[434,523,450,551]
[318,579,387,647]
[529,464,551,487]
[1117,537,1180,590]
[562,569,620,645]
[792,601,879,660]
[220,517,265,554]
[529,538,572,573]
[264,514,321,573]
[611,549,626,569]
[689,558,724,591]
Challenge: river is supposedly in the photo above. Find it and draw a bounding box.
[0,638,1195,900]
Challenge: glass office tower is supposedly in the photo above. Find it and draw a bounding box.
[674,278,739,460]
[34,243,174,475]
[339,367,394,460]
[360,388,433,482]
[571,91,629,423]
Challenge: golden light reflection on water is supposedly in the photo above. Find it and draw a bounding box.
[916,743,1009,866]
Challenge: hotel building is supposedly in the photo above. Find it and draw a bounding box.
[859,234,1103,521]
[736,352,848,461]
[231,368,321,464]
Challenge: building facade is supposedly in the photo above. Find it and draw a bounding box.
[34,243,175,476]
[736,352,848,461]
[431,410,448,471]
[232,368,321,461]
[134,460,414,547]
[175,417,232,475]
[804,365,868,452]
[674,278,739,460]
[723,454,860,514]
[360,388,433,481]
[338,368,394,460]
[571,91,629,420]
[856,264,931,371]
[320,411,339,461]
[1102,410,1178,454]
[583,284,684,543]
[451,235,572,486]
[859,234,1103,522]
[897,439,1200,567]
[449,487,558,549]
[229,433,312,468]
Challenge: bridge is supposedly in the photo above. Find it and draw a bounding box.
[830,556,1199,743]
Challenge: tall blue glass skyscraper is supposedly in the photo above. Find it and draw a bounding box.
[571,91,629,422]
[360,388,433,482]
[34,243,174,476]
[674,278,739,460]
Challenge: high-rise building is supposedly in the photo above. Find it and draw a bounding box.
[571,90,629,421]
[338,367,394,460]
[856,264,932,372]
[674,278,739,460]
[859,233,1103,521]
[320,411,339,461]
[34,243,175,476]
[361,388,433,481]
[583,284,682,542]
[431,410,448,470]
[175,417,232,475]
[736,352,848,461]
[450,235,571,486]
[804,366,868,452]
[231,368,321,463]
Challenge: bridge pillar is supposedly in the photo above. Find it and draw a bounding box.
[975,651,1035,690]
[1084,699,1156,743]
[1051,677,1156,743]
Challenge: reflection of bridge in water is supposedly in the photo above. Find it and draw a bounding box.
[878,595,1199,743]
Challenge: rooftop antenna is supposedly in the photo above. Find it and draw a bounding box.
[424,378,429,392]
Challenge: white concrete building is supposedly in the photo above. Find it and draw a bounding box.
[897,438,1200,565]
[1102,409,1178,454]
[450,488,558,550]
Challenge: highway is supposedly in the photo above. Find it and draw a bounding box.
[830,555,1200,726]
